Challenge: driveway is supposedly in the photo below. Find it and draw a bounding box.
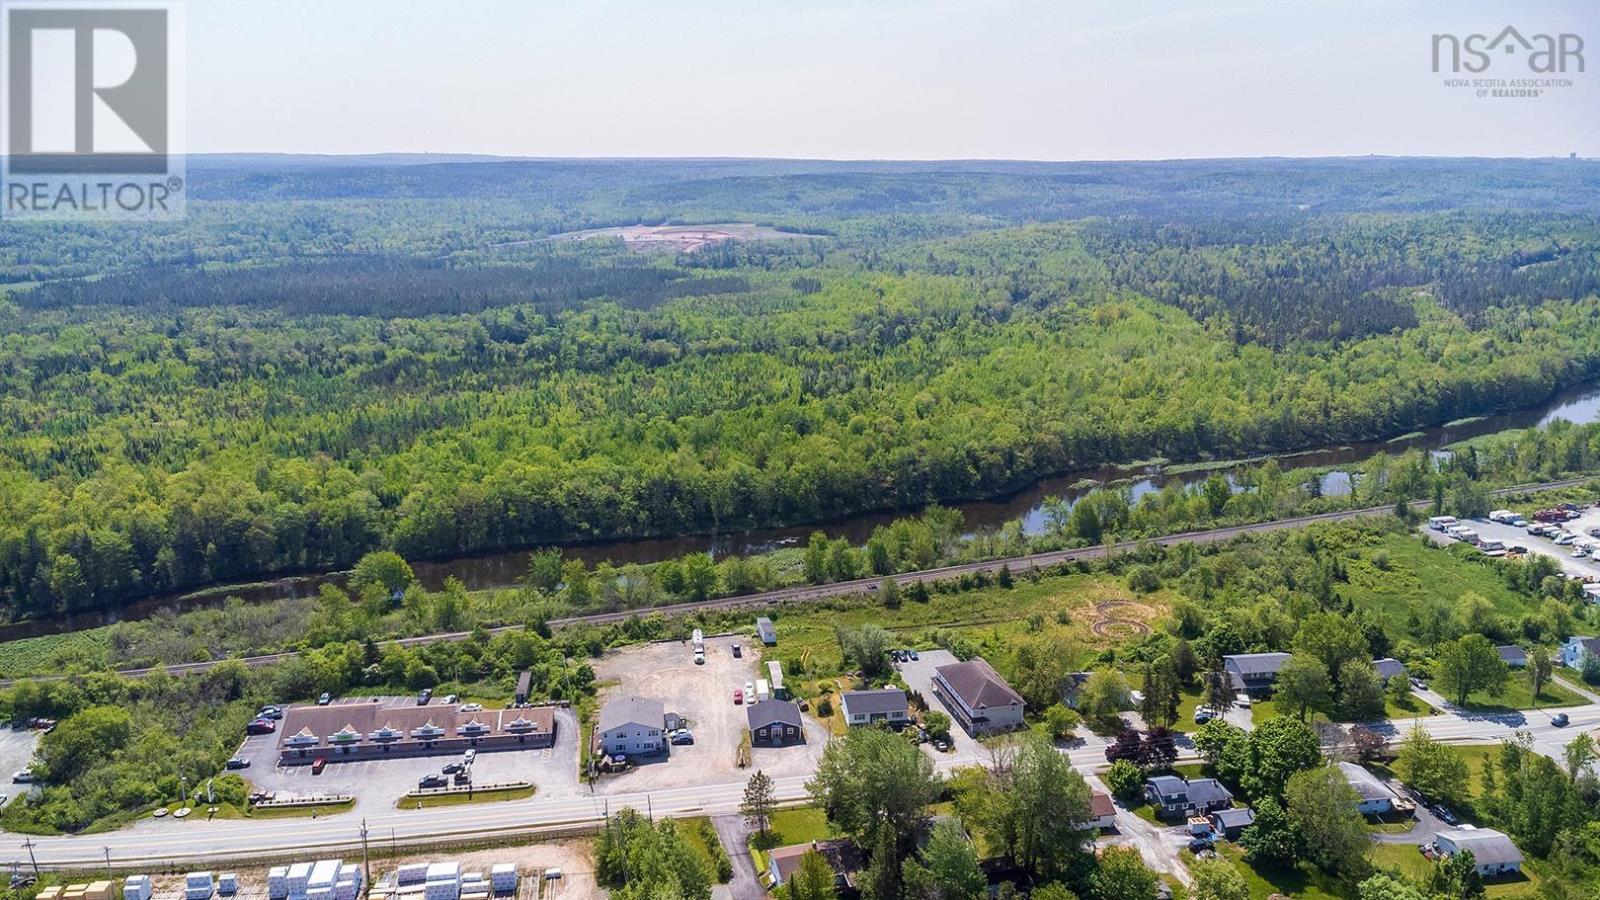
[711,814,765,900]
[1086,774,1192,886]
[896,649,987,766]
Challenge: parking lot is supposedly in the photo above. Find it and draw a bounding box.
[896,649,986,765]
[0,728,40,805]
[592,635,826,793]
[231,702,581,810]
[1428,505,1600,582]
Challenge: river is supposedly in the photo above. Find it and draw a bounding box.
[7,380,1599,642]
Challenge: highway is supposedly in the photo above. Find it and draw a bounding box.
[10,476,1593,687]
[13,684,1600,868]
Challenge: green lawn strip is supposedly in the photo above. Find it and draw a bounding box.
[749,804,833,874]
[679,816,734,884]
[1456,677,1585,713]
[396,784,535,809]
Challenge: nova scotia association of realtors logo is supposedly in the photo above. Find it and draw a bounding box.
[1,1,185,221]
[1432,25,1584,100]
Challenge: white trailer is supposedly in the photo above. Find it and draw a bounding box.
[1490,509,1517,524]
[1428,516,1458,531]
[755,679,770,702]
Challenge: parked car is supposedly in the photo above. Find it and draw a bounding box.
[246,718,276,735]
[1434,805,1458,825]
[225,757,250,770]
[908,649,919,661]
[744,681,755,698]
[1193,706,1215,724]
[417,688,433,705]
[11,771,32,784]
[418,774,447,789]
[459,703,483,713]
[463,749,476,764]
[1187,837,1215,853]
[317,692,332,706]
[442,762,465,775]
[733,689,744,705]
[1553,713,1570,727]
[311,757,327,775]
[1234,695,1251,708]
[731,644,742,658]
[670,730,695,745]
[257,705,283,720]
[442,694,459,705]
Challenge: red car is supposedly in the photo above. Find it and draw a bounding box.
[246,718,276,735]
[733,689,744,705]
[311,757,327,775]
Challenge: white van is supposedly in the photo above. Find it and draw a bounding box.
[1429,516,1458,531]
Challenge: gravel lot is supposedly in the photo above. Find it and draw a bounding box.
[234,702,581,811]
[0,728,40,805]
[1426,508,1600,581]
[592,635,826,793]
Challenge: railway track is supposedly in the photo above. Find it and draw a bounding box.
[5,476,1593,686]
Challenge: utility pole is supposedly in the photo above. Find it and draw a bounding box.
[21,839,39,877]
[104,846,113,879]
[360,819,371,888]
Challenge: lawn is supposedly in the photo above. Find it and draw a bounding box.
[1454,678,1585,713]
[749,805,833,874]
[1368,743,1500,802]
[1250,690,1435,727]
[1369,843,1541,898]
[398,784,535,809]
[1211,844,1344,900]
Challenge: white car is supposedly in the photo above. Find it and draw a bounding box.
[11,770,33,784]
[442,694,459,705]
[1555,532,1577,546]
[463,749,477,764]
[1235,695,1251,708]
[459,703,483,713]
[744,681,756,699]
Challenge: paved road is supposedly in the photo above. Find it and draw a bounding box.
[11,689,1600,868]
[10,478,1593,688]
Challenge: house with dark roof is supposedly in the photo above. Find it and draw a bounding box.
[765,840,863,890]
[1496,645,1528,668]
[840,689,909,727]
[933,657,1025,735]
[1209,807,1256,840]
[1339,762,1400,815]
[1144,776,1233,820]
[1080,792,1117,831]
[597,696,665,757]
[1223,652,1292,694]
[1562,636,1600,669]
[748,700,805,746]
[1373,658,1407,682]
[1435,828,1524,877]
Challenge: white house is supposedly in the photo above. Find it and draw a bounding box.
[1434,827,1524,877]
[1562,636,1600,669]
[1338,762,1399,815]
[596,696,665,757]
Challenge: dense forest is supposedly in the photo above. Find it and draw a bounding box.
[0,158,1598,623]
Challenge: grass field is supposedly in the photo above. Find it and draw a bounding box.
[1456,678,1586,712]
[749,805,833,874]
[1369,843,1541,897]
[1250,690,1436,726]
[0,628,110,675]
[1341,534,1540,633]
[758,572,1171,685]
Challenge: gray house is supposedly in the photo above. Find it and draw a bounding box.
[933,657,1025,736]
[1209,807,1255,840]
[1144,776,1233,820]
[840,689,909,727]
[1223,652,1292,694]
[1339,762,1399,815]
[1435,828,1524,877]
[1496,645,1528,668]
[1372,658,1407,682]
[596,696,665,757]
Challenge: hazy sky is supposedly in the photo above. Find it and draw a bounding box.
[186,0,1598,159]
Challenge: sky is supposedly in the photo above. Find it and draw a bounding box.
[182,0,1598,159]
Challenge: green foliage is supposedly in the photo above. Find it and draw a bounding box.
[1089,846,1158,900]
[1104,759,1145,802]
[1284,766,1371,875]
[782,851,838,900]
[1435,634,1508,706]
[1395,726,1469,806]
[1190,857,1250,900]
[1274,654,1331,722]
[900,818,985,900]
[596,809,713,900]
[835,625,893,681]
[806,726,940,849]
[1240,795,1298,867]
[1241,716,1321,802]
[1077,671,1132,731]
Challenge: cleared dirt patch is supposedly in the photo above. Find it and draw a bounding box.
[541,223,806,253]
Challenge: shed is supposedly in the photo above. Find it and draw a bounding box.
[756,617,777,646]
